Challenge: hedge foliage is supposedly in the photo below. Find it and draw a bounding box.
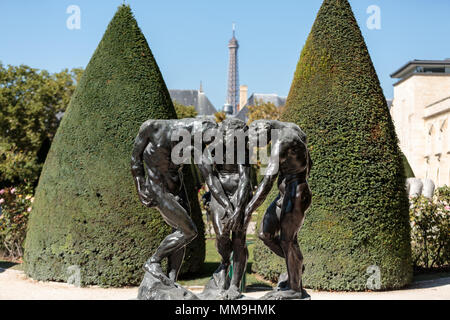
[253,0,412,291]
[24,5,204,287]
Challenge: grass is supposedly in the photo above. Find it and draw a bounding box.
[178,236,273,291]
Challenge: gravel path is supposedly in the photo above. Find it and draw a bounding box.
[0,268,448,300]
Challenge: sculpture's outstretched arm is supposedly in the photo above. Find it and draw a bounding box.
[235,164,251,213]
[230,164,252,230]
[244,141,281,220]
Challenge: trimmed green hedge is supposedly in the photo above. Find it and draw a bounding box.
[402,153,415,178]
[24,5,204,287]
[253,0,412,291]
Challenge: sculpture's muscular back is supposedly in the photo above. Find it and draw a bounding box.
[141,120,183,195]
[277,127,310,179]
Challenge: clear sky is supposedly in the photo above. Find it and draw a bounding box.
[1,0,449,109]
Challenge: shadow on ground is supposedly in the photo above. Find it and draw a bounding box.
[179,262,220,282]
[0,261,18,273]
[245,283,273,292]
[410,276,450,290]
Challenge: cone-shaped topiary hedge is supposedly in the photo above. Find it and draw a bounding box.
[24,5,204,287]
[253,0,412,291]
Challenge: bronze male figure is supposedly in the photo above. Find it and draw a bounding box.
[198,118,252,300]
[245,120,312,300]
[131,118,217,284]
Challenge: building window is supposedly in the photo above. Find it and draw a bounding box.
[416,67,446,74]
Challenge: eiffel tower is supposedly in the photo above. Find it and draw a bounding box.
[226,24,239,115]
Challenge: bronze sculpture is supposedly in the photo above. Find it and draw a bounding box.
[245,120,312,300]
[198,118,252,300]
[132,117,312,300]
[131,118,217,299]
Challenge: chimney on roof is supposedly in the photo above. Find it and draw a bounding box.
[239,85,248,112]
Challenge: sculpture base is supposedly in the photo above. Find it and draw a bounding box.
[137,271,199,300]
[260,289,311,300]
[198,274,235,300]
[137,269,309,300]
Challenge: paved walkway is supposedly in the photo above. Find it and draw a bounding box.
[0,268,448,300]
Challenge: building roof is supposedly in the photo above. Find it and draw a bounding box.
[235,106,249,122]
[391,59,450,79]
[169,89,217,116]
[246,93,287,108]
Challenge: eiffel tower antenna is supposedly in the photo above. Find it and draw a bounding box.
[227,23,239,114]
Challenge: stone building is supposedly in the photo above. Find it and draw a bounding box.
[390,59,450,187]
[169,88,217,116]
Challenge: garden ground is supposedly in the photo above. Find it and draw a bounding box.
[1,239,449,300]
[1,266,448,300]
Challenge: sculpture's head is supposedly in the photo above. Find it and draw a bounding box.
[198,118,219,145]
[182,117,218,144]
[219,117,248,145]
[248,120,273,147]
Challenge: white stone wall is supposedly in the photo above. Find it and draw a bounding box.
[390,74,450,187]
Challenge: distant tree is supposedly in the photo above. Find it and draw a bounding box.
[0,64,82,187]
[214,111,226,123]
[173,100,198,119]
[247,99,284,123]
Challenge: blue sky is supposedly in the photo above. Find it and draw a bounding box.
[1,0,449,108]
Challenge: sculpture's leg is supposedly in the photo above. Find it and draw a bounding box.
[214,233,232,287]
[210,198,232,290]
[258,198,284,258]
[168,246,186,282]
[144,191,197,279]
[279,181,311,293]
[221,230,248,300]
[279,237,303,292]
[167,188,190,282]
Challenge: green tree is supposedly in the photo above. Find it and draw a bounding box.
[173,100,198,119]
[0,64,82,187]
[24,5,204,287]
[214,111,226,123]
[247,100,284,124]
[253,0,412,291]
